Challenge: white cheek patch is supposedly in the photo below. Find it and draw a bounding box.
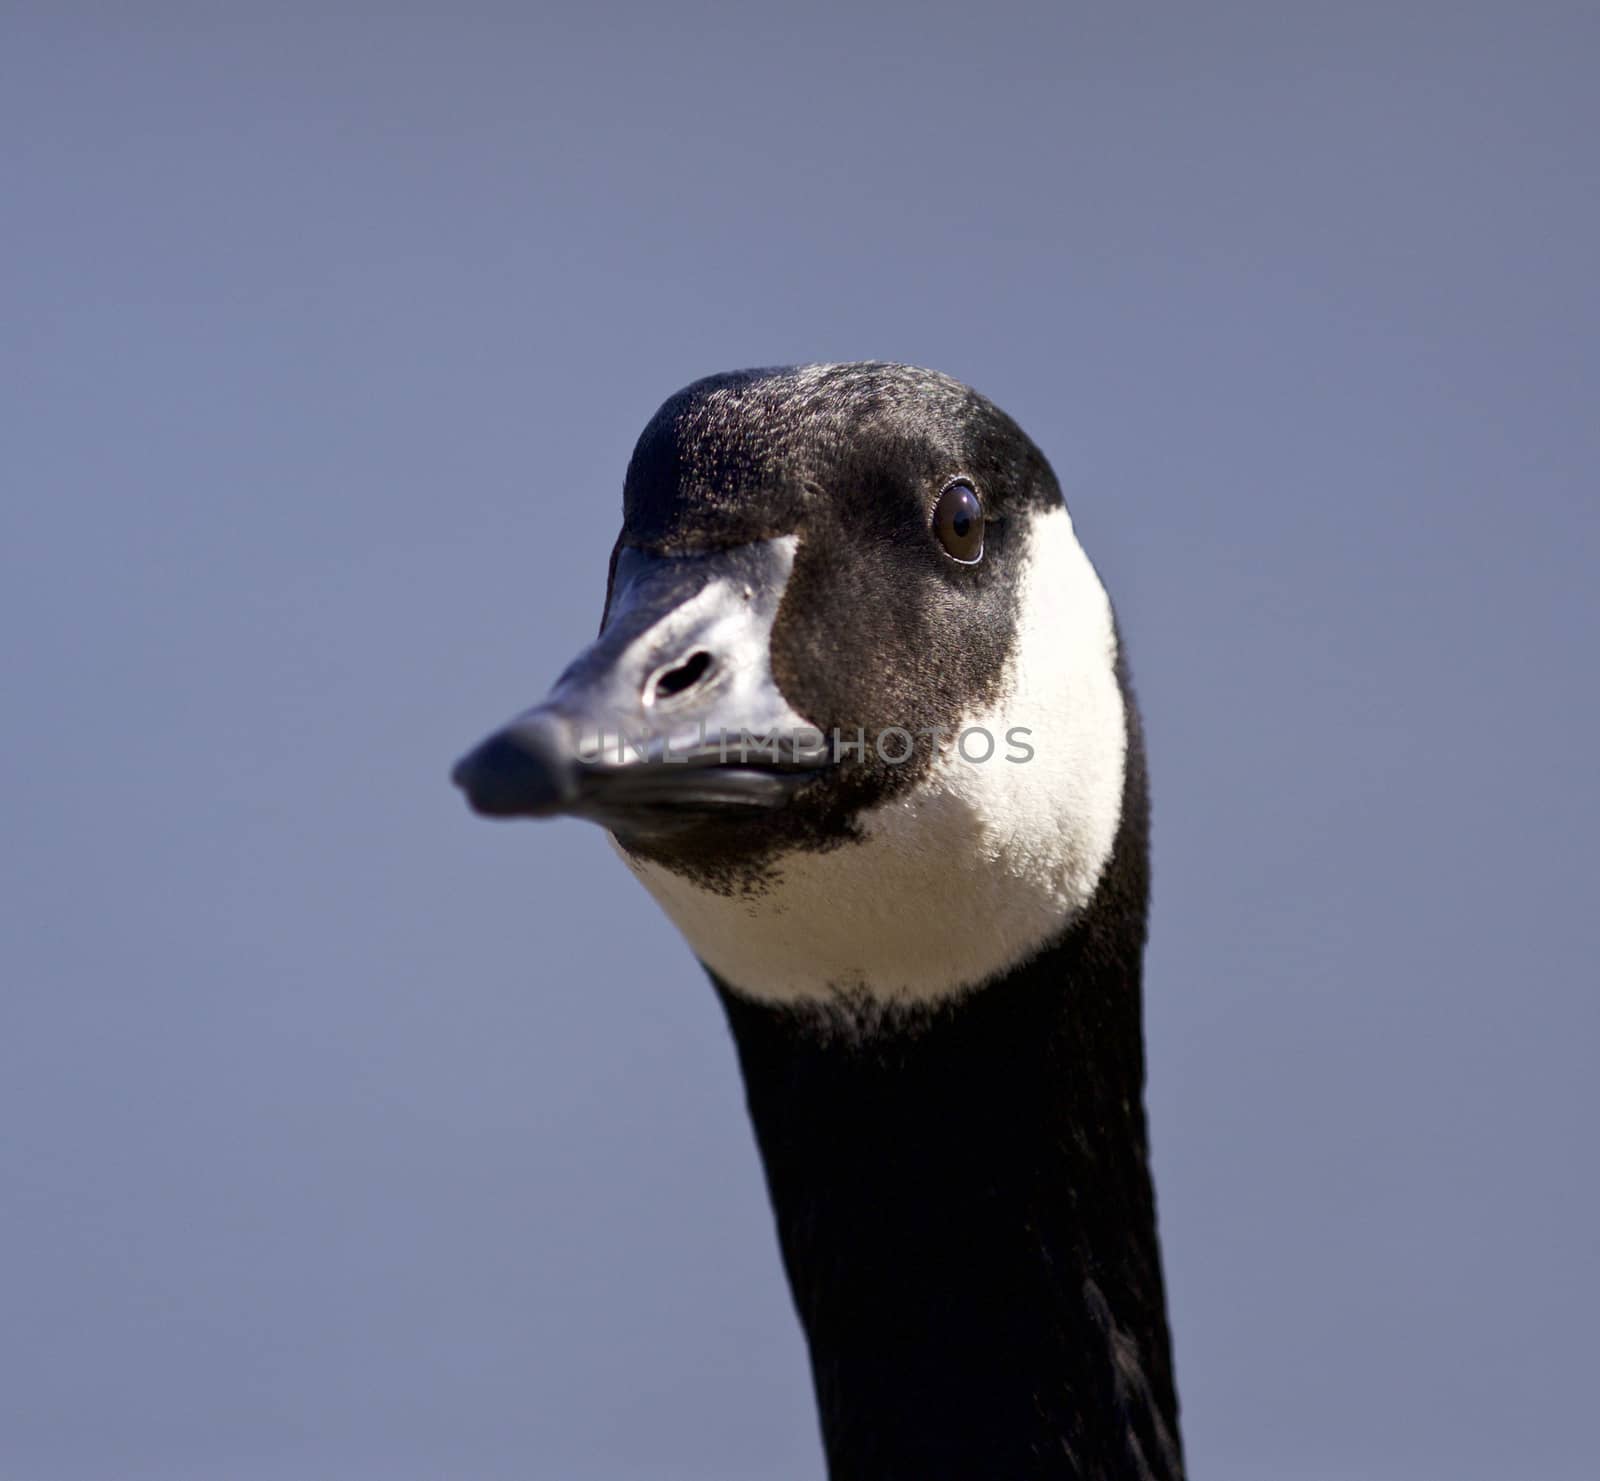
[620,503,1127,1006]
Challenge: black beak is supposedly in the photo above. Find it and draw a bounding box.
[451,537,830,834]
[449,710,582,819]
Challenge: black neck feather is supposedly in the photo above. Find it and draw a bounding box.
[714,714,1181,1481]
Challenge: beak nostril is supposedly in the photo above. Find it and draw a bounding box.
[648,649,714,705]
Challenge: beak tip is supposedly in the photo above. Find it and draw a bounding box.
[451,713,578,819]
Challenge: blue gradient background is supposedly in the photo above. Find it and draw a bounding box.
[4,5,1597,1478]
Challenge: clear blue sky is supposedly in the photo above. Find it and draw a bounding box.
[4,5,1597,1478]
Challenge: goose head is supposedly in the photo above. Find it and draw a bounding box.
[452,362,1129,1009]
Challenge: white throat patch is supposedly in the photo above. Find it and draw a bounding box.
[619,503,1128,1006]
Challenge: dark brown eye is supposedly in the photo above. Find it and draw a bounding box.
[933,481,984,564]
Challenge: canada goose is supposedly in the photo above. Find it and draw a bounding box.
[452,363,1181,1479]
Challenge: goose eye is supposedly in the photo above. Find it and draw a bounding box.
[933,481,984,564]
